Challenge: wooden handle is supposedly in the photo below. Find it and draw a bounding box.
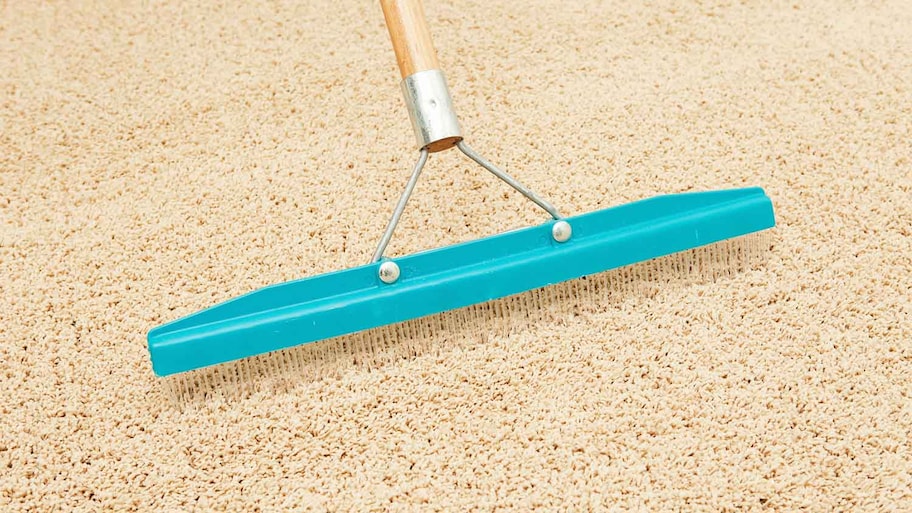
[380,0,440,79]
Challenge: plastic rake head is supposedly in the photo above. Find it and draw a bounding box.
[148,184,775,377]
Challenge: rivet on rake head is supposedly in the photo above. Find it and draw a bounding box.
[378,260,400,284]
[552,220,572,243]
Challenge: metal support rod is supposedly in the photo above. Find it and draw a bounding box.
[371,148,429,263]
[456,141,562,220]
[371,141,563,263]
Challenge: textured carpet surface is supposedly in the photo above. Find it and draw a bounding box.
[2,0,911,510]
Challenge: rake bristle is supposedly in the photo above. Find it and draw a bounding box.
[164,231,773,406]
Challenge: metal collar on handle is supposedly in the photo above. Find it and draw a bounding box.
[401,70,462,152]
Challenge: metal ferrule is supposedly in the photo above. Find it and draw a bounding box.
[400,69,462,151]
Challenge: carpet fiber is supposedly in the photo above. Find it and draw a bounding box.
[2,0,910,510]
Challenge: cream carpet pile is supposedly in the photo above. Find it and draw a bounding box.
[2,0,910,510]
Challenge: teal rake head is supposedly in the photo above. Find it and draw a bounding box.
[146,0,777,377]
[148,186,775,376]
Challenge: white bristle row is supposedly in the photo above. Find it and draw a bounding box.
[164,232,772,406]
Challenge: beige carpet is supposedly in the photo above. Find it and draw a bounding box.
[2,0,911,510]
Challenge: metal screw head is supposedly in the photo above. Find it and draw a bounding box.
[552,220,572,243]
[378,261,400,284]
